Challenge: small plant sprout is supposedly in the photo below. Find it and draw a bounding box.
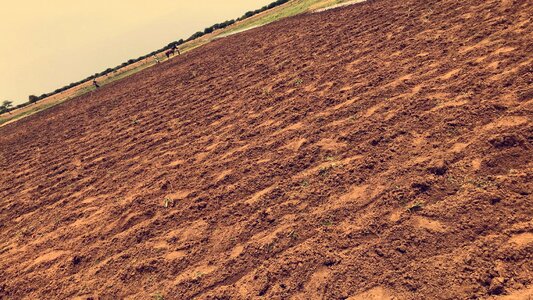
[152,292,165,300]
[470,176,494,190]
[287,230,299,239]
[322,218,334,227]
[294,77,303,86]
[318,163,338,176]
[318,167,329,176]
[163,198,175,208]
[406,201,424,213]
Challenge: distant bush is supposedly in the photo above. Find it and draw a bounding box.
[236,0,289,21]
[0,100,13,114]
[187,31,204,42]
[185,0,288,42]
[29,95,39,103]
[15,102,30,109]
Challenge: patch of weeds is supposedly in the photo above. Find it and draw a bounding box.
[318,166,331,176]
[294,77,303,86]
[470,177,494,190]
[300,180,310,188]
[318,162,341,176]
[390,185,408,204]
[323,220,333,227]
[322,218,334,227]
[131,119,139,125]
[194,271,204,279]
[445,175,464,185]
[262,88,272,96]
[325,156,336,161]
[163,198,175,208]
[260,242,274,252]
[331,162,341,168]
[152,293,165,300]
[406,201,424,213]
[287,230,299,239]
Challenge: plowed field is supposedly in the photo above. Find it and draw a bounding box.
[1,0,532,299]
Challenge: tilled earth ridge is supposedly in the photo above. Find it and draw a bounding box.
[0,0,532,299]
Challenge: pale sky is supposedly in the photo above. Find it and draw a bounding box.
[0,0,272,105]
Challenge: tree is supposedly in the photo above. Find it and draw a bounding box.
[29,95,39,103]
[3,100,13,110]
[187,31,204,41]
[167,41,179,49]
[1,100,13,114]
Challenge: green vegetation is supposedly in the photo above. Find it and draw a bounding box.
[318,162,340,176]
[406,201,424,213]
[470,176,495,190]
[194,271,204,279]
[287,230,299,239]
[300,180,310,187]
[152,293,165,300]
[0,102,58,126]
[220,0,351,36]
[322,218,334,227]
[163,198,175,208]
[186,0,291,41]
[29,95,39,103]
[0,100,13,114]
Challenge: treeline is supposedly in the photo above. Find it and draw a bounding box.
[0,100,13,114]
[14,0,290,111]
[186,0,290,41]
[6,38,187,112]
[238,0,290,21]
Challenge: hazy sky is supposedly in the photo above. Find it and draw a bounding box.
[0,0,272,105]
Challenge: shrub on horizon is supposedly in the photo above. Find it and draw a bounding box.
[29,95,39,103]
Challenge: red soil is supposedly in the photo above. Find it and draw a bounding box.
[1,0,532,299]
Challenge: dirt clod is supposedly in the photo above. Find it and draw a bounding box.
[488,277,506,295]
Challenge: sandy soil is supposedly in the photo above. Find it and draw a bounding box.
[0,0,532,299]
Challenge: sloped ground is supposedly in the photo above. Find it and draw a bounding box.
[0,0,532,298]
